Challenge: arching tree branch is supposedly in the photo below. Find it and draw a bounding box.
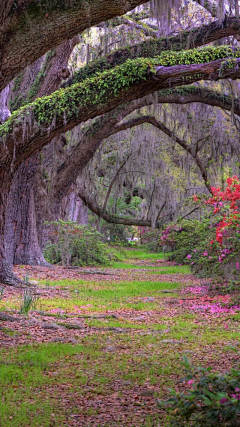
[192,0,219,17]
[156,85,240,116]
[112,115,212,193]
[78,186,156,227]
[28,82,240,202]
[0,0,149,91]
[1,48,240,172]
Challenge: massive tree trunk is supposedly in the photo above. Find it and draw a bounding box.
[6,155,49,266]
[0,172,23,285]
[3,38,80,269]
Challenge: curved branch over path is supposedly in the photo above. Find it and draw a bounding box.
[112,115,212,193]
[78,187,154,227]
[54,84,240,199]
[78,186,198,228]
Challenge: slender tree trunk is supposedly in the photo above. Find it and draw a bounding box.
[76,198,89,225]
[61,189,89,225]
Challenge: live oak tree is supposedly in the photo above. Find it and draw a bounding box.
[0,0,240,285]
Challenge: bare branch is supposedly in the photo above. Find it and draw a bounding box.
[102,153,132,214]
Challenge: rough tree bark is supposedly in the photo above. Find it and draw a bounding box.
[0,0,149,91]
[6,154,49,266]
[0,172,21,285]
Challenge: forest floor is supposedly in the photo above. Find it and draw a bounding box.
[0,248,239,427]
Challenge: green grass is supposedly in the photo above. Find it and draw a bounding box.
[0,336,181,426]
[148,265,191,274]
[1,247,239,426]
[111,261,158,269]
[111,260,190,275]
[0,342,86,426]
[36,279,181,313]
[127,248,165,260]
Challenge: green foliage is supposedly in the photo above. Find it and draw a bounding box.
[160,177,240,278]
[160,219,239,278]
[161,219,214,266]
[158,358,240,426]
[44,220,116,266]
[19,289,39,315]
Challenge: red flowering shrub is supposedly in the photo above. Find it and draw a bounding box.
[205,176,240,248]
[160,177,240,279]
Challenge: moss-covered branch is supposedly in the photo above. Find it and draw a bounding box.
[66,16,240,86]
[54,82,240,199]
[1,45,240,171]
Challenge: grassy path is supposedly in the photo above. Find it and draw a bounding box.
[0,249,239,426]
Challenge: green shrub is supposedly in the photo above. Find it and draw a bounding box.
[140,229,162,252]
[44,220,119,266]
[160,219,214,265]
[158,358,240,426]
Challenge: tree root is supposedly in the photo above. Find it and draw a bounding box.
[0,312,20,322]
[35,311,118,320]
[0,270,39,288]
